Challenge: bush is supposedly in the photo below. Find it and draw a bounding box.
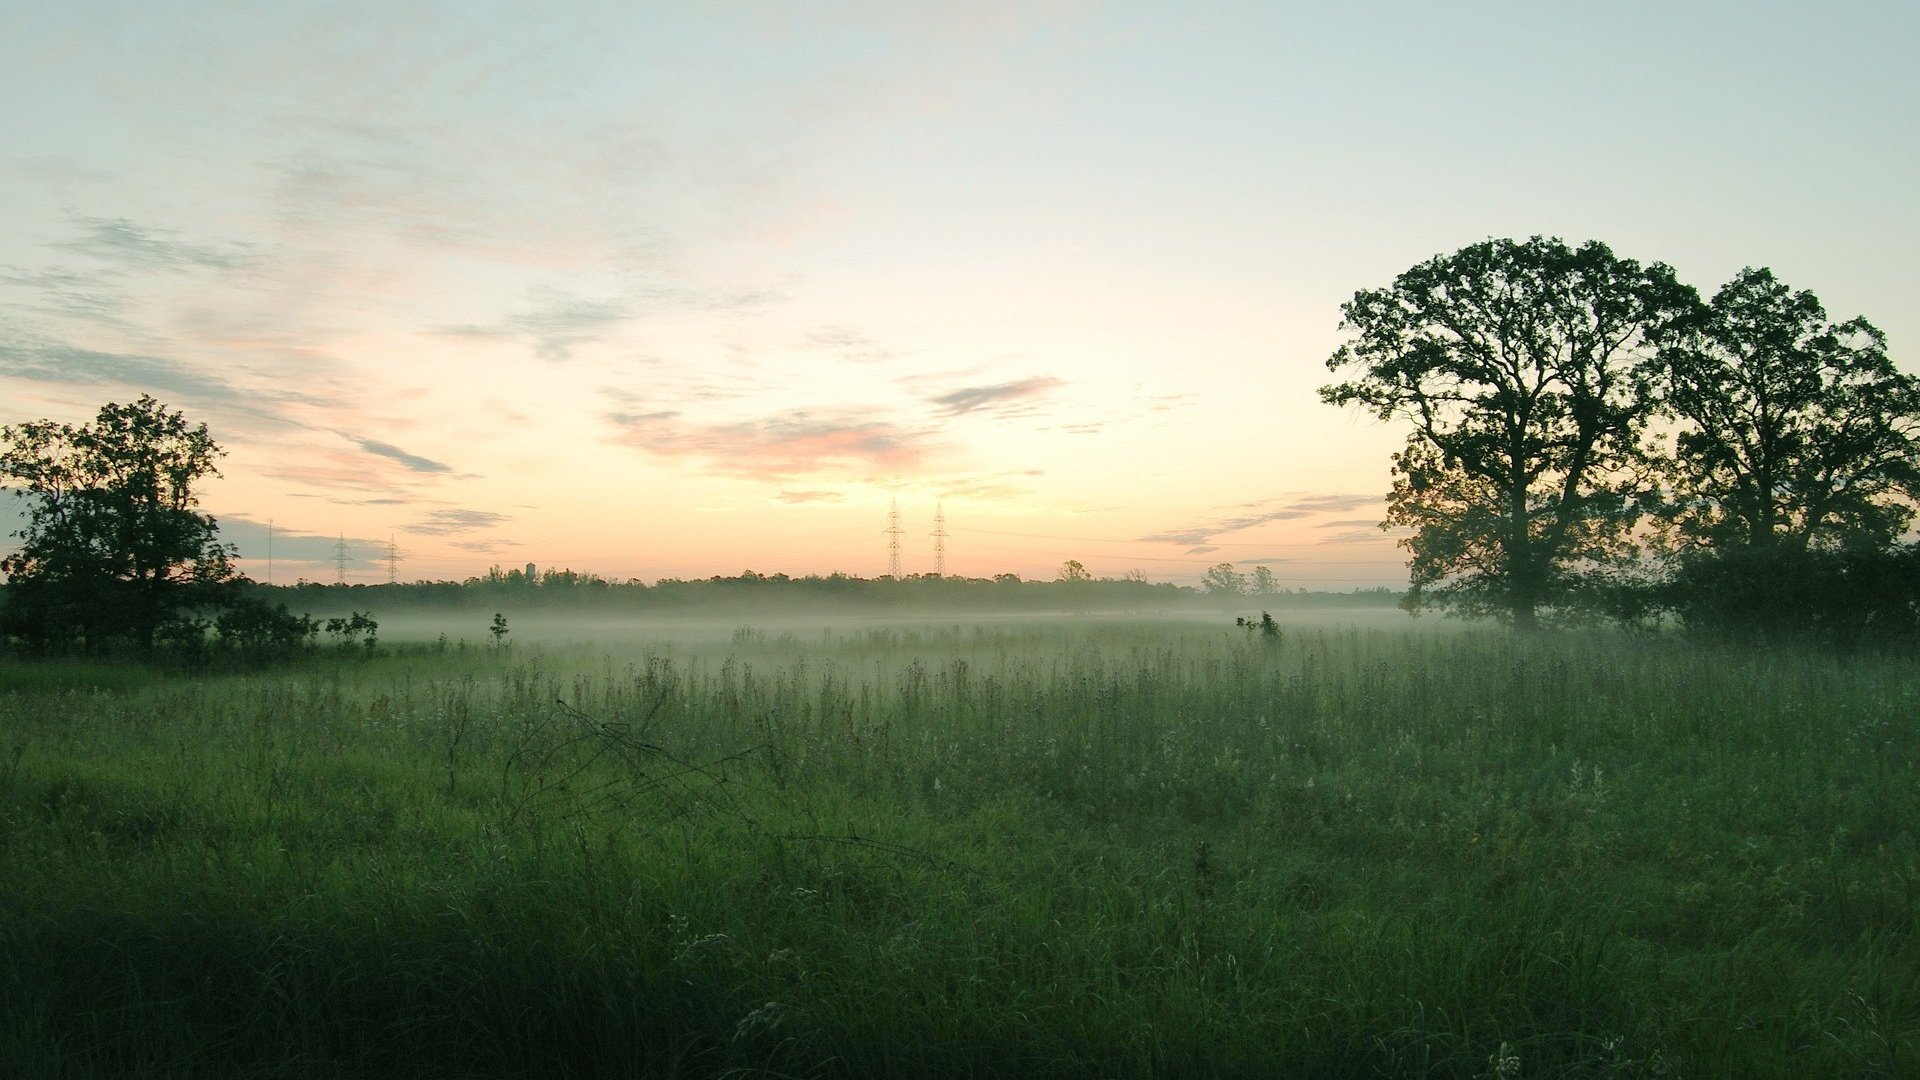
[1667,542,1920,650]
[214,600,319,661]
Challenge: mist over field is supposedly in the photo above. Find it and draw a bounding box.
[294,594,1419,649]
[361,605,1425,648]
[4,2,1919,1077]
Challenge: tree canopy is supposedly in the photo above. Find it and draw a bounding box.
[1321,236,1695,629]
[0,396,238,653]
[1324,239,1920,643]
[1654,267,1920,551]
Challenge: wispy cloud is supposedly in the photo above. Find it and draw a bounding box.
[344,434,452,474]
[441,291,631,362]
[1141,509,1315,546]
[935,468,1045,502]
[54,216,255,273]
[214,516,384,563]
[937,482,1027,501]
[0,266,130,326]
[451,538,521,553]
[777,489,846,504]
[607,407,930,479]
[410,509,511,535]
[442,284,779,363]
[260,462,405,492]
[928,376,1064,418]
[801,325,902,364]
[0,339,323,433]
[1288,494,1380,513]
[1318,529,1398,546]
[1141,494,1383,547]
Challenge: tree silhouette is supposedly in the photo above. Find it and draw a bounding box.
[1202,562,1246,596]
[1655,267,1920,551]
[1322,237,1695,629]
[0,396,237,653]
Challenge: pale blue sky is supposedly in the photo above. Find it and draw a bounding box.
[2,1,1915,584]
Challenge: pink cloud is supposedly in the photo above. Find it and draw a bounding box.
[607,408,932,480]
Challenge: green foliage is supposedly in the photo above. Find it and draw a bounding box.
[1235,610,1282,642]
[321,611,379,653]
[1201,561,1246,596]
[1666,542,1920,649]
[1322,237,1694,630]
[1653,267,1920,551]
[0,396,238,653]
[213,599,319,661]
[1324,241,1920,645]
[489,611,510,644]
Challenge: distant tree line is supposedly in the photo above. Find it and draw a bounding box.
[256,565,1400,617]
[0,399,1399,661]
[1324,237,1920,647]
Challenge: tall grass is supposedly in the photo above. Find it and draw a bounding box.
[1,621,1914,1077]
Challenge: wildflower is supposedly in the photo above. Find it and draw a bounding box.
[1489,1041,1520,1080]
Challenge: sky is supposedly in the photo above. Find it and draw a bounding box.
[2,1,1916,587]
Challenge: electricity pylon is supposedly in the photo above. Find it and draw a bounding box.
[931,503,949,577]
[885,499,904,578]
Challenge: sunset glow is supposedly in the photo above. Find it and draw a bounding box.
[4,2,1914,586]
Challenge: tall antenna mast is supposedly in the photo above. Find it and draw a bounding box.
[931,502,949,577]
[331,533,350,584]
[384,534,400,584]
[885,498,904,579]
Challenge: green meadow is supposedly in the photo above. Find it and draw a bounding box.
[2,617,1914,1078]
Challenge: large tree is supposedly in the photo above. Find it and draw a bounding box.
[0,396,238,653]
[1655,267,1920,551]
[1321,237,1695,629]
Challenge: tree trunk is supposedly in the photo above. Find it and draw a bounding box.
[1511,594,1540,633]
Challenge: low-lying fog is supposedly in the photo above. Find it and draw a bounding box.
[329,605,1427,648]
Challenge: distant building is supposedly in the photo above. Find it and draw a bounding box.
[525,562,537,580]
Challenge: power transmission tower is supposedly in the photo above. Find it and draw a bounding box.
[885,498,904,578]
[931,502,949,577]
[331,533,350,584]
[266,518,273,585]
[384,535,400,584]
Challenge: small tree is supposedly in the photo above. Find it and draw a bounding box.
[0,396,238,653]
[1236,611,1282,643]
[323,611,379,654]
[1201,562,1246,596]
[490,612,510,645]
[1057,559,1091,583]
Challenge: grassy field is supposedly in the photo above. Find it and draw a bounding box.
[1,617,1915,1077]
